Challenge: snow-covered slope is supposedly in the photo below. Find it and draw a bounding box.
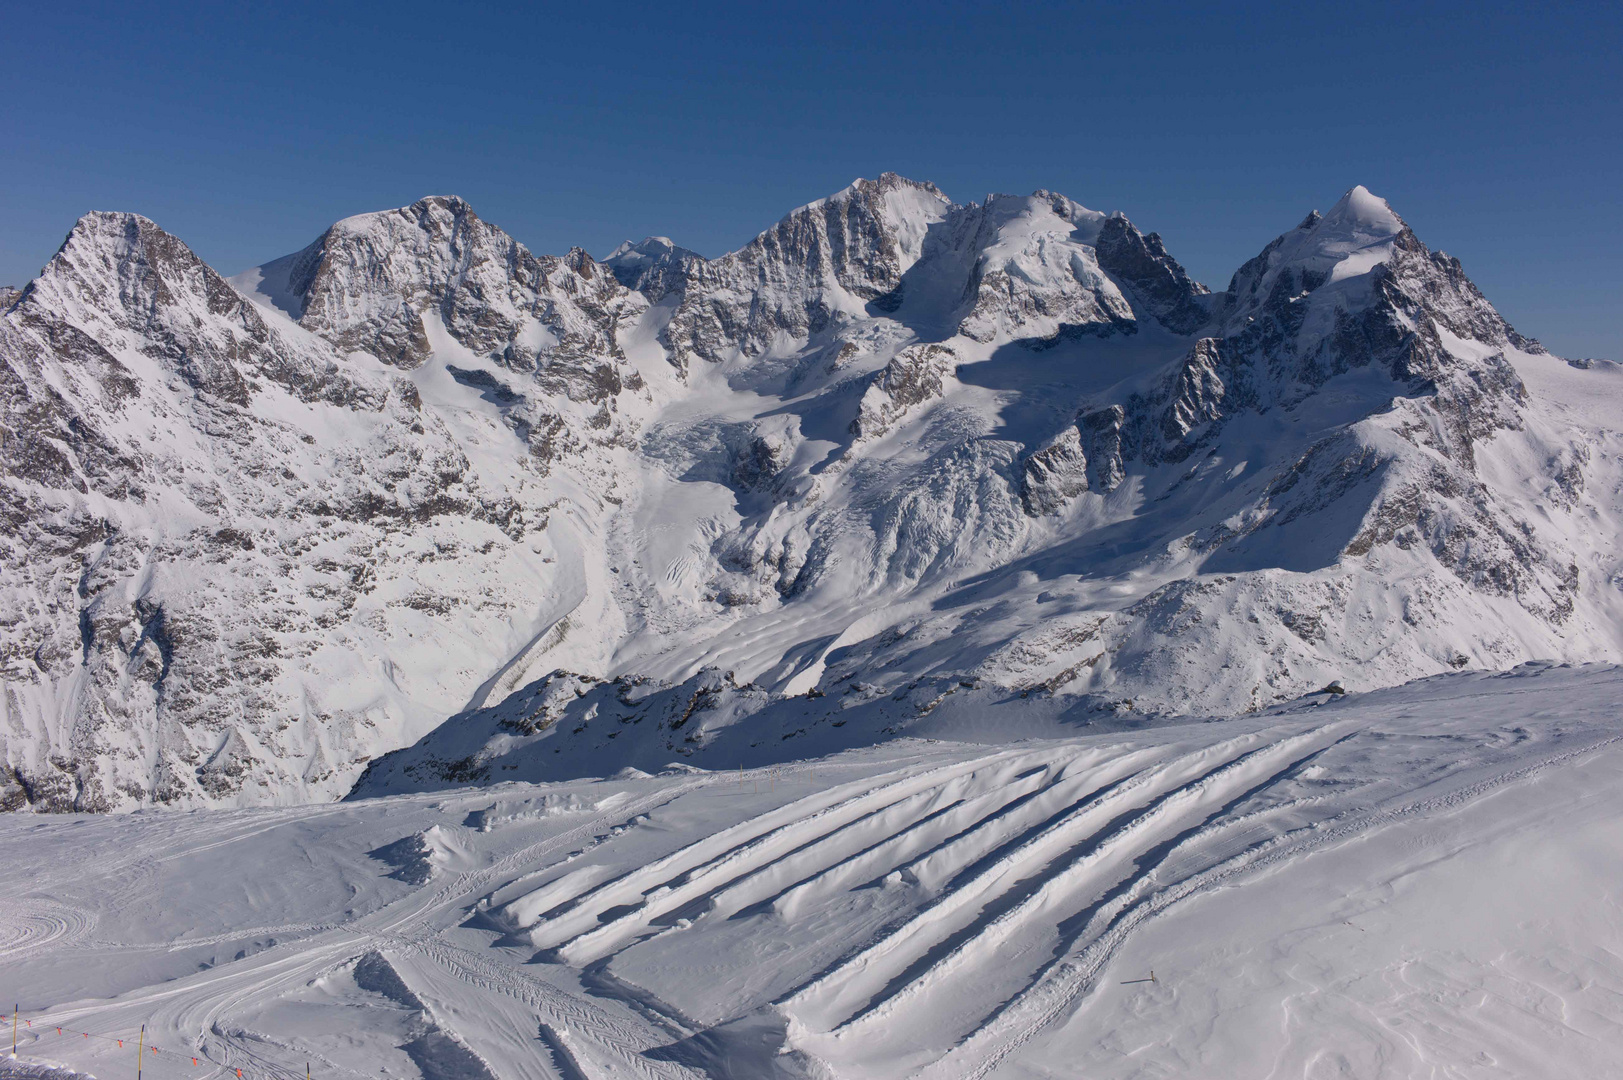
[4,665,1623,1079]
[4,177,1620,811]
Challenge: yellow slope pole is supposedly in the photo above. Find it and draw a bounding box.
[136,1024,145,1080]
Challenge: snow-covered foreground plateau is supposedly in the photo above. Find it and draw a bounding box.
[4,663,1622,1079]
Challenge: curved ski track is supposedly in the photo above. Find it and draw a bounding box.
[6,682,1617,1080]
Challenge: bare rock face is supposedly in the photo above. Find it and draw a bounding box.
[1020,425,1089,514]
[271,196,640,373]
[3,179,1613,810]
[657,173,953,372]
[850,343,957,441]
[1092,214,1212,336]
[603,236,706,301]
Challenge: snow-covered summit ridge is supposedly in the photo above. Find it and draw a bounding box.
[1,176,1609,813]
[605,236,702,266]
[602,236,706,299]
[234,194,643,377]
[651,174,1215,376]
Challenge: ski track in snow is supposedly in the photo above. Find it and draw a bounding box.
[0,900,94,959]
[4,666,1623,1078]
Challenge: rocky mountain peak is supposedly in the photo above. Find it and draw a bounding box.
[1224,185,1403,315]
[654,174,955,371]
[818,171,950,213]
[237,196,642,378]
[604,236,705,298]
[27,211,232,325]
[768,171,953,280]
[1214,188,1529,393]
[10,210,316,411]
[331,193,477,235]
[1092,213,1212,336]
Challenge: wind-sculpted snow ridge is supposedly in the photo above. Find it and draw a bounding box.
[5,666,1623,1078]
[4,176,1622,812]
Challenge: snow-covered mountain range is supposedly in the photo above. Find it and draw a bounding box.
[4,174,1621,812]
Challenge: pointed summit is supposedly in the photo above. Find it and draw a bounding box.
[236,195,635,370]
[656,174,956,370]
[603,236,705,296]
[19,210,281,406]
[1093,212,1212,335]
[29,211,210,318]
[1223,184,1411,326]
[1322,184,1405,236]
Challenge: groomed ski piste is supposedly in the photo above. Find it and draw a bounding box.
[4,663,1623,1079]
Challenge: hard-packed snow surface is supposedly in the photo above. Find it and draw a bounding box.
[4,175,1623,811]
[3,665,1622,1078]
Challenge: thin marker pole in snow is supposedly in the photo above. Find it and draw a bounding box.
[11,1003,16,1056]
[136,1024,145,1080]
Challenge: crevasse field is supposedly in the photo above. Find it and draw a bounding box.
[4,663,1621,1079]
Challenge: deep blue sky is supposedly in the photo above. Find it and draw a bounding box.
[3,1,1618,357]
